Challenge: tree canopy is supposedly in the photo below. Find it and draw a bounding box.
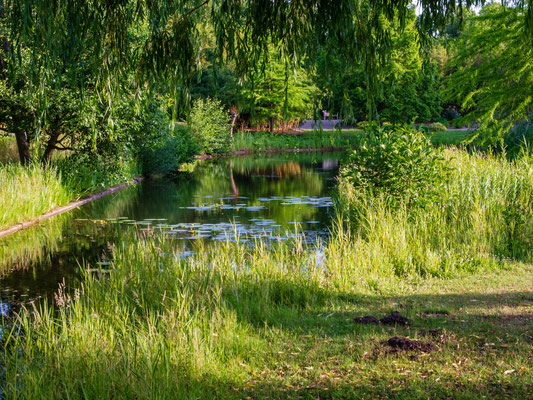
[3,0,531,107]
[1,0,533,164]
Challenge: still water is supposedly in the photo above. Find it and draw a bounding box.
[0,152,342,316]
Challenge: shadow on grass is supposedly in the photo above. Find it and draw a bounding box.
[215,281,532,399]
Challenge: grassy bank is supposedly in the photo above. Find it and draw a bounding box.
[336,148,533,280]
[2,148,532,399]
[231,129,469,153]
[0,164,74,230]
[231,130,362,152]
[0,157,139,231]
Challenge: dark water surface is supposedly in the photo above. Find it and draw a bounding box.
[0,152,342,315]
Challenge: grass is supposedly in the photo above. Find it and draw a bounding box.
[429,130,471,146]
[0,163,74,230]
[0,135,18,164]
[232,129,469,153]
[336,148,533,280]
[231,130,363,152]
[1,148,532,399]
[0,154,139,231]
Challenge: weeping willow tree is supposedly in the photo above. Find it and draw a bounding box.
[0,0,532,163]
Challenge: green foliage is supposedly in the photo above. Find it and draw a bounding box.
[188,97,230,154]
[315,8,442,123]
[429,122,447,132]
[504,120,533,156]
[140,125,197,176]
[342,125,450,208]
[337,149,533,274]
[243,48,316,129]
[443,4,533,145]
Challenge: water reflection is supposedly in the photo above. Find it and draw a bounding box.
[0,152,342,310]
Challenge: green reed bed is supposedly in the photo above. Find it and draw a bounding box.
[0,163,74,230]
[1,148,532,399]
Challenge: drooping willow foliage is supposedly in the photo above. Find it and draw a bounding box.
[1,0,532,120]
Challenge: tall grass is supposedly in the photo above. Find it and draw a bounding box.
[336,148,533,286]
[0,163,74,229]
[1,234,326,398]
[0,135,19,164]
[1,148,532,398]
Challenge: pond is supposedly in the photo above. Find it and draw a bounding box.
[0,152,343,316]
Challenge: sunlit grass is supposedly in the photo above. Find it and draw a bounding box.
[0,163,74,230]
[0,135,19,164]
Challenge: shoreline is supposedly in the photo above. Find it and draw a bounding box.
[196,146,347,160]
[0,177,144,239]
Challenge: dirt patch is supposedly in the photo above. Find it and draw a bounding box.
[380,311,410,325]
[386,336,436,353]
[353,316,380,324]
[354,311,410,326]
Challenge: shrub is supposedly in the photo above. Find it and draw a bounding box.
[417,125,430,133]
[140,125,197,176]
[357,121,369,129]
[442,106,461,121]
[429,122,447,132]
[188,98,230,154]
[342,125,451,208]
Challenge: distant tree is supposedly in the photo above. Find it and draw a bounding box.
[315,7,441,123]
[243,49,316,132]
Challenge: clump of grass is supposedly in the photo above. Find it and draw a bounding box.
[0,163,74,229]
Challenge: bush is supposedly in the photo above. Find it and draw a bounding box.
[442,106,461,121]
[140,125,197,176]
[56,151,139,195]
[417,125,430,133]
[429,122,447,132]
[342,125,451,208]
[357,121,369,129]
[188,98,230,154]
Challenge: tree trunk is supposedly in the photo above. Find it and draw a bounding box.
[229,112,238,138]
[14,131,32,164]
[42,131,60,164]
[269,117,274,134]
